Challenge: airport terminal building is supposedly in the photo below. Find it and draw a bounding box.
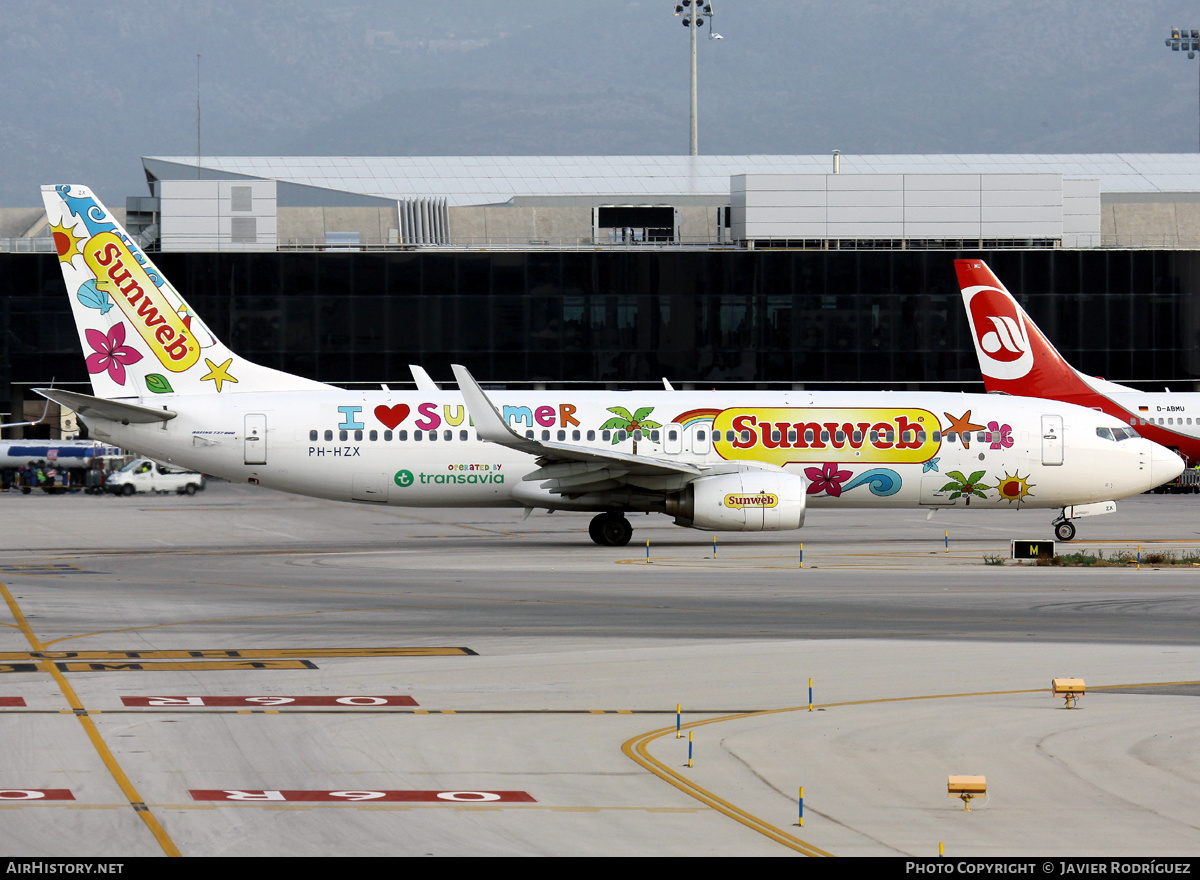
[3,153,1200,431]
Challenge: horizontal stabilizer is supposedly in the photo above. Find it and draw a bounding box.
[33,388,175,424]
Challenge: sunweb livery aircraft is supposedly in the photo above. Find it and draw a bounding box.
[37,185,1181,544]
[958,259,1200,470]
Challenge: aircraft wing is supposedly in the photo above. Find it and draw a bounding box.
[452,364,704,494]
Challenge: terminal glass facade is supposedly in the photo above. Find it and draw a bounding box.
[3,250,1200,403]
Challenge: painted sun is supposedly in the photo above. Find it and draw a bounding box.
[996,472,1035,504]
[51,221,84,265]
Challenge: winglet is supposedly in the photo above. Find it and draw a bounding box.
[410,365,440,392]
[451,364,541,454]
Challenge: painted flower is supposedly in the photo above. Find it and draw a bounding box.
[85,323,142,386]
[805,461,853,496]
[987,421,1013,450]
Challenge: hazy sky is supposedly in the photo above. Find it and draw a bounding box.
[3,1,1200,205]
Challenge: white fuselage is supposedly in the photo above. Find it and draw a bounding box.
[80,388,1174,516]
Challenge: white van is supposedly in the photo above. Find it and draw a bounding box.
[106,458,206,496]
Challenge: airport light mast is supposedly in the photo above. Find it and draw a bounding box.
[1165,27,1200,150]
[673,1,721,156]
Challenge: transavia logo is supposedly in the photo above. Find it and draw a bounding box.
[964,285,1033,381]
[393,468,505,488]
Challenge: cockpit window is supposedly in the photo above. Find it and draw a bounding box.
[1099,426,1139,441]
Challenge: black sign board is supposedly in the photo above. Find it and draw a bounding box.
[1012,540,1055,559]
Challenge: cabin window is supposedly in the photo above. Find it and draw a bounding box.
[324,430,333,442]
[397,430,407,441]
[945,432,956,443]
[539,430,549,441]
[572,430,581,441]
[695,430,705,441]
[414,431,422,441]
[440,430,449,441]
[526,430,535,439]
[668,429,678,442]
[557,430,566,441]
[339,430,348,441]
[633,430,643,442]
[787,429,797,443]
[460,430,469,441]
[309,430,318,441]
[803,429,815,444]
[650,430,659,441]
[428,430,438,442]
[916,430,925,443]
[820,431,830,442]
[369,430,377,441]
[932,431,941,442]
[586,430,595,441]
[834,431,845,443]
[740,430,752,443]
[771,430,781,442]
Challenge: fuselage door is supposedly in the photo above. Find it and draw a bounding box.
[244,413,267,465]
[1041,414,1063,466]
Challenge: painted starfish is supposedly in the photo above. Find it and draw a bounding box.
[200,357,239,393]
[942,409,987,449]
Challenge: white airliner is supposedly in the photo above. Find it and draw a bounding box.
[35,185,1181,544]
[958,259,1200,469]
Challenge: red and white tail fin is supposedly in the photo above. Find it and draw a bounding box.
[955,259,1120,405]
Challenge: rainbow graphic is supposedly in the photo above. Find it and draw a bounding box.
[672,409,720,430]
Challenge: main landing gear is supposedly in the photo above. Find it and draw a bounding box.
[589,512,633,546]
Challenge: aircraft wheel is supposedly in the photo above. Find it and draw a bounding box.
[1054,521,1076,542]
[589,512,632,546]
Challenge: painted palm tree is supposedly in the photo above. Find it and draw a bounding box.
[599,406,662,455]
[939,470,992,505]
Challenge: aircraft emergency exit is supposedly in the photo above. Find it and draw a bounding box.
[957,259,1200,468]
[36,186,1182,544]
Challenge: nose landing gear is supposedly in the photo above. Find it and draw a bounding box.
[1053,517,1076,542]
[589,512,633,546]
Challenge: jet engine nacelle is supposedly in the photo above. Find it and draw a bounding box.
[667,471,807,531]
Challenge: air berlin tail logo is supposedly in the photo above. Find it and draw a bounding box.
[964,285,1033,381]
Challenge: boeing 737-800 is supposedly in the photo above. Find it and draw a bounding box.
[958,259,1200,471]
[35,185,1181,544]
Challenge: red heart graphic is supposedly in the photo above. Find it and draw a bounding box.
[374,404,410,429]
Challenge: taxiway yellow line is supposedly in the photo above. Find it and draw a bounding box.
[0,582,182,857]
[623,678,1200,856]
[622,720,833,857]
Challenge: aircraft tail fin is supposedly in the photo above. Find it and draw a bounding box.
[955,259,1106,403]
[42,185,328,400]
